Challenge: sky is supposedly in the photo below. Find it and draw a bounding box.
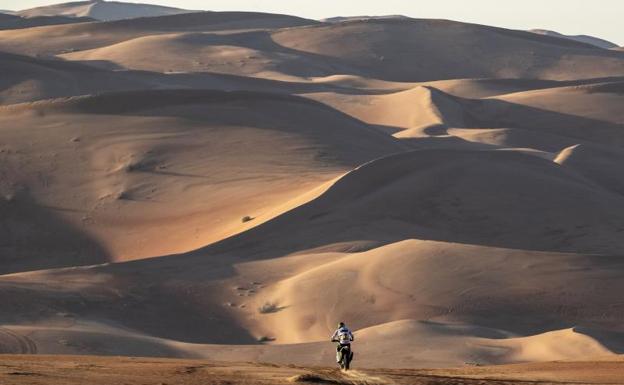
[2,0,622,45]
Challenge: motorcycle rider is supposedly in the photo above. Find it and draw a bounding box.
[330,322,354,365]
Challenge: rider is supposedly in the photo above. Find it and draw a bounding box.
[330,322,354,364]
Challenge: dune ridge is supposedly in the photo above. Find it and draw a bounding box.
[17,0,195,21]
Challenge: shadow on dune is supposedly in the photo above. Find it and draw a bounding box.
[575,327,624,354]
[189,148,624,260]
[402,86,624,151]
[99,11,318,32]
[39,86,624,151]
[466,97,624,149]
[25,88,408,168]
[0,250,260,345]
[0,190,111,275]
[0,51,149,105]
[114,66,403,95]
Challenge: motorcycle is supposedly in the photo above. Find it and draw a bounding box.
[332,339,354,370]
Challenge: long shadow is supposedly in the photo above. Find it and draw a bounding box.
[43,88,409,168]
[575,327,624,354]
[0,51,149,104]
[0,262,260,345]
[0,190,256,344]
[389,85,624,152]
[0,190,111,275]
[0,15,95,30]
[461,95,624,149]
[101,11,319,33]
[126,68,402,96]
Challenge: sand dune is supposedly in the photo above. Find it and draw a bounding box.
[0,13,94,30]
[4,17,624,83]
[308,86,469,138]
[2,237,624,367]
[492,81,624,125]
[322,15,411,23]
[555,143,624,196]
[0,11,318,56]
[2,6,624,373]
[0,89,404,270]
[5,146,624,359]
[17,0,194,21]
[59,30,344,79]
[310,79,624,152]
[530,29,618,49]
[0,51,149,104]
[271,19,624,81]
[242,238,624,342]
[0,51,382,104]
[0,320,616,368]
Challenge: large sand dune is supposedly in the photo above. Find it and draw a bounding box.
[0,11,319,56]
[1,5,624,374]
[0,89,404,270]
[0,13,94,30]
[530,29,619,49]
[17,0,194,21]
[67,19,624,81]
[202,149,624,256]
[270,19,624,81]
[310,78,624,151]
[4,17,624,82]
[0,51,149,104]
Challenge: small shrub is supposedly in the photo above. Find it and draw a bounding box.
[242,215,254,223]
[117,190,131,200]
[258,302,281,314]
[257,336,275,343]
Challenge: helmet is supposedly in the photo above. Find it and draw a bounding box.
[338,322,345,328]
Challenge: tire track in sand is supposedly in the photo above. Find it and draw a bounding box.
[291,369,393,385]
[342,369,393,385]
[0,327,38,354]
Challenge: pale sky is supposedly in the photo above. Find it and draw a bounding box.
[3,0,623,45]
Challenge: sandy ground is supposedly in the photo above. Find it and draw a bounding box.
[1,355,624,385]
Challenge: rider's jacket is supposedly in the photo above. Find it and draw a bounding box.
[331,326,354,345]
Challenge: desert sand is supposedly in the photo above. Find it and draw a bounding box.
[529,29,619,49]
[1,355,624,384]
[1,1,624,379]
[16,0,193,21]
[0,12,94,30]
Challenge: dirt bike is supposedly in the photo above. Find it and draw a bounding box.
[332,340,354,370]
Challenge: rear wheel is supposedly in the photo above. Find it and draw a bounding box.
[342,348,350,370]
